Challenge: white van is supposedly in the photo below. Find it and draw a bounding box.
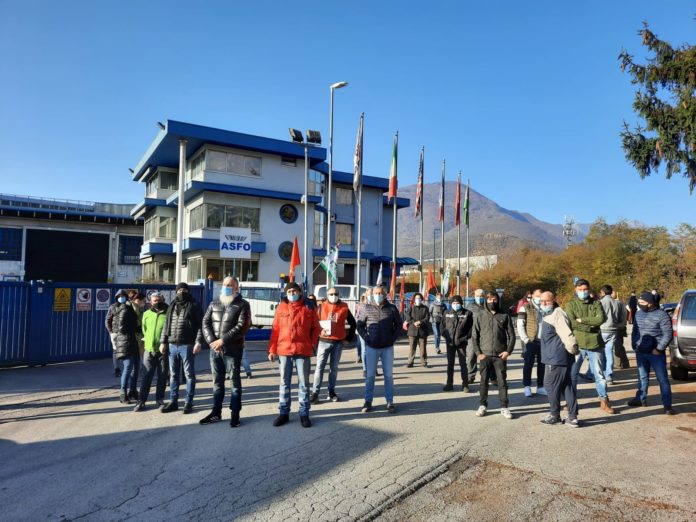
[313,284,371,314]
[237,282,282,328]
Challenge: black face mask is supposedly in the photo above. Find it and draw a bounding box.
[486,302,499,312]
[154,302,166,311]
[176,292,190,302]
[638,304,650,312]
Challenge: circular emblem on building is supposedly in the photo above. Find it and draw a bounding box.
[279,204,298,224]
[278,241,294,262]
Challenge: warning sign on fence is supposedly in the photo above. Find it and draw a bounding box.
[95,288,111,311]
[53,288,71,312]
[76,288,92,311]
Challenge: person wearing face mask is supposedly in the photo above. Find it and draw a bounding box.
[442,295,474,392]
[134,292,170,412]
[598,284,625,385]
[404,292,431,368]
[428,292,445,354]
[268,282,321,428]
[517,288,547,397]
[199,276,251,427]
[356,284,402,413]
[565,278,614,415]
[470,292,516,419]
[111,289,140,404]
[159,282,204,414]
[310,288,356,404]
[627,292,674,414]
[538,291,580,427]
[465,288,487,385]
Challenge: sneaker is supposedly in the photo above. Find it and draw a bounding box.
[361,402,372,413]
[536,387,547,396]
[664,408,676,415]
[273,414,289,427]
[627,397,647,407]
[300,415,312,428]
[132,402,145,412]
[475,405,487,417]
[443,383,454,392]
[160,402,178,413]
[462,385,471,393]
[119,393,131,405]
[246,372,253,379]
[199,412,222,425]
[565,418,580,428]
[182,403,193,414]
[501,408,513,420]
[309,392,319,404]
[524,386,533,397]
[539,414,560,425]
[230,413,241,427]
[329,394,340,402]
[435,349,442,354]
[386,403,396,414]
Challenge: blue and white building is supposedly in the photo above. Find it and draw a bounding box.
[130,120,415,287]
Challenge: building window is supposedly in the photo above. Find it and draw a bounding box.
[142,261,175,283]
[204,258,259,282]
[335,223,353,246]
[206,149,262,177]
[0,227,22,261]
[144,216,176,241]
[308,169,324,198]
[159,170,178,190]
[187,257,203,281]
[279,204,298,224]
[281,157,297,167]
[335,187,353,205]
[119,235,143,265]
[278,241,294,262]
[188,152,205,181]
[314,211,325,247]
[189,204,260,232]
[146,175,158,197]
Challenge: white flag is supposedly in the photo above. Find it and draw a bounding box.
[376,262,383,286]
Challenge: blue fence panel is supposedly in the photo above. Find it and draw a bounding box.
[0,282,30,365]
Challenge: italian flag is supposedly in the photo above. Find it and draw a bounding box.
[387,132,398,203]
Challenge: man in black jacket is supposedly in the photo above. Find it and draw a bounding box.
[442,295,474,392]
[160,282,203,414]
[199,276,251,427]
[111,289,140,404]
[471,291,516,419]
[356,285,402,414]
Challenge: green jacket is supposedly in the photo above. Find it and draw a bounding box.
[142,306,168,353]
[564,298,606,350]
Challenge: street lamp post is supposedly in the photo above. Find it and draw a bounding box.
[326,81,348,289]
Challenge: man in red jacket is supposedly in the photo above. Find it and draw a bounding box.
[309,287,356,404]
[268,282,321,428]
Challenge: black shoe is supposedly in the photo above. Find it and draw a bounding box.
[119,393,131,404]
[128,390,139,401]
[386,403,396,414]
[300,415,312,428]
[246,372,253,379]
[160,402,178,413]
[436,349,442,354]
[361,402,372,413]
[182,403,193,414]
[406,363,414,368]
[329,394,340,402]
[230,413,241,427]
[664,408,676,415]
[462,385,471,393]
[468,377,476,384]
[199,412,222,425]
[540,415,561,425]
[133,402,145,412]
[627,397,647,407]
[443,384,454,391]
[273,414,289,427]
[310,392,319,404]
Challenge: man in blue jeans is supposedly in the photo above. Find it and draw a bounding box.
[627,292,675,414]
[160,283,203,414]
[598,284,624,385]
[356,285,402,414]
[429,292,446,354]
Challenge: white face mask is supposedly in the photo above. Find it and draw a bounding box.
[328,295,339,304]
[287,293,300,302]
[414,298,422,306]
[373,294,385,304]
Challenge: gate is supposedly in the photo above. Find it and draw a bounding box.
[0,281,209,367]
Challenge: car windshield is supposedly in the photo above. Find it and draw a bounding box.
[682,295,696,320]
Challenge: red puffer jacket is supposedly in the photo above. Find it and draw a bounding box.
[269,298,321,356]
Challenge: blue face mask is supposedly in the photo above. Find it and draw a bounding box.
[374,294,385,304]
[533,297,541,305]
[452,303,462,311]
[287,293,300,302]
[541,304,554,315]
[576,291,589,300]
[221,287,233,297]
[475,297,484,305]
[118,297,127,304]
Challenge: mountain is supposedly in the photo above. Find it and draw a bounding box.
[396,182,586,258]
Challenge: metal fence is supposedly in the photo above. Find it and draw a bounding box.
[0,281,209,367]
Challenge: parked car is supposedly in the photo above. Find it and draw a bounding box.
[669,290,696,380]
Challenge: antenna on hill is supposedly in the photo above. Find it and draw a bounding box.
[562,215,576,249]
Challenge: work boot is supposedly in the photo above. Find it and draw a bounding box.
[182,402,193,414]
[599,398,615,414]
[300,416,312,428]
[160,402,178,413]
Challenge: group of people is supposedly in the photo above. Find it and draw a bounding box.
[106,275,677,429]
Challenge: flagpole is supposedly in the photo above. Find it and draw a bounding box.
[355,114,364,299]
[457,171,461,296]
[466,178,470,298]
[440,159,445,293]
[391,131,398,296]
[418,147,424,291]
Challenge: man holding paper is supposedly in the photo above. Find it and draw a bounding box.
[310,288,356,403]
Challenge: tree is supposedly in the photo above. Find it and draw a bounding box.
[619,21,696,191]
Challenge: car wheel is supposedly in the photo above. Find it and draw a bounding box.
[670,366,689,381]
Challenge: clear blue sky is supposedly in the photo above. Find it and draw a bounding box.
[1,1,694,230]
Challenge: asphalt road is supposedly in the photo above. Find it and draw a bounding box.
[1,339,695,521]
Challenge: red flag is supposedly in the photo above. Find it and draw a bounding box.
[399,275,405,314]
[454,172,461,226]
[449,277,456,298]
[289,236,300,282]
[426,266,436,294]
[438,160,445,222]
[389,263,397,300]
[353,113,364,192]
[387,132,398,203]
[414,147,424,218]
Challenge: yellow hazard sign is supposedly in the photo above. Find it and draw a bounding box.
[53,288,72,312]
